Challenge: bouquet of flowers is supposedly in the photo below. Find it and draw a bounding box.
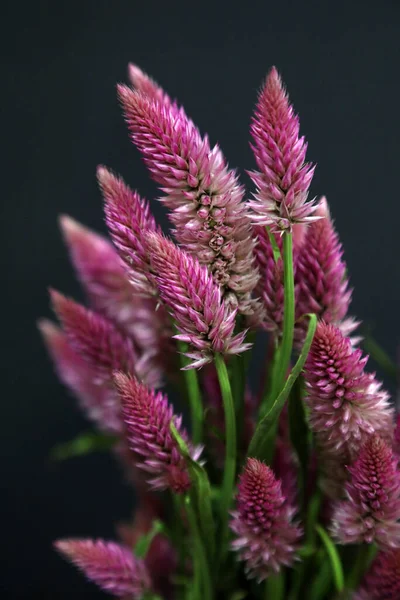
[39,64,400,599]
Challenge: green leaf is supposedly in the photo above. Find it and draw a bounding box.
[362,333,398,379]
[134,520,165,558]
[50,431,116,461]
[247,314,317,461]
[316,525,344,593]
[170,422,215,560]
[266,226,281,264]
[185,495,213,600]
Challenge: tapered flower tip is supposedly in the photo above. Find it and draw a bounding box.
[58,214,87,242]
[54,538,151,598]
[96,164,116,191]
[38,317,61,344]
[127,63,167,101]
[265,65,284,92]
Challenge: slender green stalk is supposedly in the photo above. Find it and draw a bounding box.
[316,525,344,593]
[276,232,295,388]
[178,341,204,444]
[185,495,213,600]
[362,334,398,379]
[214,353,237,558]
[265,572,284,599]
[346,544,377,590]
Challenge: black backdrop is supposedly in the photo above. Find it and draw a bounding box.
[3,1,400,598]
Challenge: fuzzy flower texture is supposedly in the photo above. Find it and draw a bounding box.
[39,62,398,600]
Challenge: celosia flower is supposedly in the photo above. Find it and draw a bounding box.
[38,319,123,434]
[146,231,251,368]
[117,83,261,320]
[114,372,202,493]
[332,435,400,548]
[59,215,170,382]
[248,66,318,231]
[354,549,400,600]
[128,62,173,106]
[230,458,301,580]
[304,322,394,456]
[98,166,159,296]
[295,197,358,343]
[55,539,151,598]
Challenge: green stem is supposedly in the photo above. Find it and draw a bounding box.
[185,495,213,600]
[214,353,237,559]
[265,572,284,599]
[346,544,376,590]
[276,232,295,388]
[178,341,203,444]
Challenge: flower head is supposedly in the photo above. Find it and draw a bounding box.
[248,67,318,231]
[39,319,124,434]
[59,215,170,380]
[98,166,159,297]
[114,372,202,493]
[295,197,358,344]
[332,435,400,548]
[55,539,151,598]
[118,84,261,320]
[304,322,394,497]
[230,458,301,581]
[145,231,251,368]
[354,550,400,600]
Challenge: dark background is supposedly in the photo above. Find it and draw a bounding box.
[3,1,400,597]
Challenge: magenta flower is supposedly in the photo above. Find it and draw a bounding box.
[304,322,394,496]
[55,539,151,598]
[304,322,394,455]
[146,231,251,368]
[59,215,170,380]
[39,319,124,434]
[230,458,301,581]
[354,550,400,600]
[248,66,318,231]
[295,197,358,343]
[332,435,400,548]
[117,84,261,321]
[98,166,159,297]
[128,62,173,105]
[114,371,202,493]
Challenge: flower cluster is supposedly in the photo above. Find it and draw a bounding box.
[41,63,397,600]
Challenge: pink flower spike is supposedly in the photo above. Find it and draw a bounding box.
[295,197,359,345]
[118,84,261,321]
[114,372,202,493]
[146,231,251,368]
[54,539,151,598]
[354,549,400,600]
[332,435,400,549]
[230,458,302,581]
[98,165,159,296]
[248,66,318,231]
[50,289,139,381]
[127,63,172,106]
[38,319,124,434]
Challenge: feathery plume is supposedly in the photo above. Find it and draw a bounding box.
[114,372,202,493]
[146,231,251,368]
[55,539,151,598]
[39,319,123,433]
[332,435,400,548]
[50,290,140,380]
[354,550,400,600]
[230,458,301,581]
[118,84,261,320]
[304,322,394,497]
[304,322,394,455]
[98,166,159,297]
[59,214,170,383]
[248,66,317,231]
[127,62,175,109]
[295,197,358,343]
